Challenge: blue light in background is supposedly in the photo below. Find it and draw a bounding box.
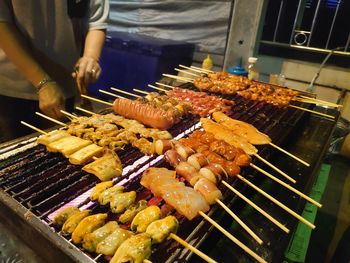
[326,0,342,9]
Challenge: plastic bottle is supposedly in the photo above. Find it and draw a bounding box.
[202,54,213,71]
[247,57,259,80]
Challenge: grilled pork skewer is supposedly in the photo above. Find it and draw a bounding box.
[166,70,335,119]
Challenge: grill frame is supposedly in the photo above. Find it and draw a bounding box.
[0,87,339,263]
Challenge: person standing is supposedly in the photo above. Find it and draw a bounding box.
[0,0,109,142]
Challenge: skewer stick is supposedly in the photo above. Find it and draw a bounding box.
[298,95,342,107]
[162,74,194,83]
[133,88,149,95]
[99,89,124,99]
[148,84,168,92]
[179,64,207,74]
[155,82,176,89]
[20,121,47,135]
[269,142,310,167]
[250,163,322,208]
[60,110,77,119]
[81,94,113,106]
[236,174,316,229]
[295,98,342,108]
[175,68,200,77]
[35,112,67,127]
[110,87,141,98]
[190,65,213,73]
[221,180,289,233]
[169,233,217,263]
[75,106,95,115]
[252,154,296,184]
[143,260,153,263]
[199,211,267,263]
[289,105,335,119]
[215,198,263,245]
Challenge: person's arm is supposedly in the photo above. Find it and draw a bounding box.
[0,22,65,119]
[73,29,106,94]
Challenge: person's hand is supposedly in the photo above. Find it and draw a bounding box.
[38,82,65,120]
[72,56,101,95]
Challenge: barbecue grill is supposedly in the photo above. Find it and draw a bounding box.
[0,85,339,263]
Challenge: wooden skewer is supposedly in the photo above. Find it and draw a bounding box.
[162,74,194,83]
[190,65,213,73]
[175,68,200,77]
[81,94,113,106]
[133,88,149,95]
[179,64,207,74]
[199,211,267,263]
[99,89,125,99]
[143,260,153,263]
[295,98,342,108]
[250,163,322,208]
[252,154,296,184]
[236,174,316,229]
[221,180,289,233]
[215,198,263,245]
[147,84,168,92]
[20,121,47,135]
[75,106,95,115]
[169,233,217,263]
[110,87,141,98]
[289,105,335,119]
[298,95,342,107]
[35,112,67,126]
[269,142,310,167]
[60,110,77,119]
[155,82,176,89]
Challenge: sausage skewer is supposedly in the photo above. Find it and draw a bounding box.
[169,137,316,229]
[178,131,321,208]
[148,84,309,167]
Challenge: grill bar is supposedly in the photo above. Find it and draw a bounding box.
[0,85,314,262]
